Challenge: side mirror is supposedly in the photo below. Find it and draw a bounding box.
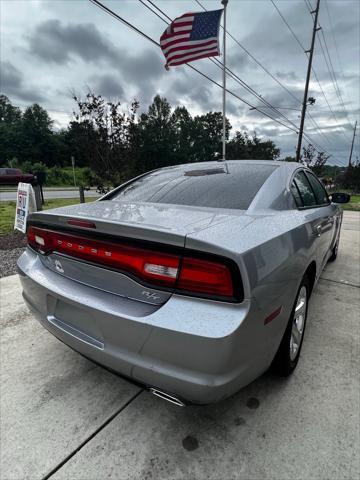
[330,192,351,204]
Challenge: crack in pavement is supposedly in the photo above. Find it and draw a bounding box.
[320,277,360,289]
[42,389,144,480]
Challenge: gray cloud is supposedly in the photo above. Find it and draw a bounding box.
[89,74,124,99]
[1,0,356,165]
[120,49,165,108]
[0,61,46,102]
[27,20,122,65]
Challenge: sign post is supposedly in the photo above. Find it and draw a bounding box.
[14,182,36,233]
[71,156,77,187]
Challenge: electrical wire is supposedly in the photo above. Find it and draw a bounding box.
[304,0,353,134]
[141,0,309,138]
[89,0,303,134]
[144,0,317,146]
[271,0,352,146]
[90,0,337,158]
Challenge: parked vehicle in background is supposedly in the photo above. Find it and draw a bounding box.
[17,160,350,405]
[0,168,34,185]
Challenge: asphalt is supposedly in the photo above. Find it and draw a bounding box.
[0,189,100,201]
[1,211,359,480]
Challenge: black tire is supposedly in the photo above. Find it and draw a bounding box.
[328,239,339,262]
[271,275,310,376]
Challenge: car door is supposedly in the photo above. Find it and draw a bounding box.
[305,170,337,261]
[291,170,334,273]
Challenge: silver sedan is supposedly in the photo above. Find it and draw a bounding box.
[17,160,349,405]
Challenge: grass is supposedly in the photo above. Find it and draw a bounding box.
[1,193,359,235]
[341,194,360,211]
[0,198,95,235]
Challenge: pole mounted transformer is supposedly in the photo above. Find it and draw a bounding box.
[296,0,321,163]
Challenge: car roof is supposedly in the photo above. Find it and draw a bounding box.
[160,159,301,174]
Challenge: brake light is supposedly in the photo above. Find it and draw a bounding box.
[178,257,234,297]
[27,226,240,301]
[67,219,96,229]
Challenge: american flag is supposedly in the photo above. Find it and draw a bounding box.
[160,9,223,69]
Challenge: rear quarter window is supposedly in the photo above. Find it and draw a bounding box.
[306,172,329,205]
[109,164,277,210]
[293,171,317,207]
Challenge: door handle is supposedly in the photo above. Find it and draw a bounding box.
[316,225,322,236]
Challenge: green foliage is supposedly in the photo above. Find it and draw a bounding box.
[336,165,360,193]
[227,131,280,160]
[0,93,288,188]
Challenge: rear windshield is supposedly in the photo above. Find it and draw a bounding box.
[109,163,277,210]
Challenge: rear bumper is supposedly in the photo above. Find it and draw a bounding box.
[17,248,277,404]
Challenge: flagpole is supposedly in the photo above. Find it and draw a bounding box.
[221,0,228,161]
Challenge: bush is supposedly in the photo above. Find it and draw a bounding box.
[13,161,95,187]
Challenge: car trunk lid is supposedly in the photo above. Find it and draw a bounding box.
[28,200,246,306]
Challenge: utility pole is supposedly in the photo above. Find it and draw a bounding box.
[348,121,357,167]
[295,0,321,162]
[221,0,228,161]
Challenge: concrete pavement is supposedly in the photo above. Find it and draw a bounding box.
[1,211,359,480]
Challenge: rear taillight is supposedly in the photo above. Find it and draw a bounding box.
[27,226,241,302]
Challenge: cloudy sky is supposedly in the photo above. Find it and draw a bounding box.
[1,0,359,165]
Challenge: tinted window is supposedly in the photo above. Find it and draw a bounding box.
[294,171,316,207]
[110,164,277,210]
[306,172,329,205]
[290,181,303,207]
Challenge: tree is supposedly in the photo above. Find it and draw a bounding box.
[65,120,97,168]
[339,165,360,192]
[72,92,139,185]
[227,131,280,160]
[301,143,329,176]
[135,95,177,173]
[192,111,231,162]
[19,104,55,166]
[0,95,22,165]
[171,106,195,164]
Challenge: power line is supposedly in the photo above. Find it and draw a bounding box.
[271,0,351,145]
[142,0,335,157]
[148,0,352,160]
[269,0,346,150]
[141,0,309,136]
[89,0,300,134]
[324,0,351,107]
[195,0,303,106]
[318,29,352,124]
[303,0,353,136]
[90,0,334,159]
[143,0,298,130]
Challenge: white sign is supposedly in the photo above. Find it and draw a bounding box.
[14,182,36,233]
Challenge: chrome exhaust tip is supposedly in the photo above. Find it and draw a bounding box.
[150,388,185,407]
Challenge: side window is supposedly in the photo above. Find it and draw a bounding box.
[290,181,303,207]
[306,172,329,206]
[293,171,317,207]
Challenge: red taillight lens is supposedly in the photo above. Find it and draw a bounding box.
[27,226,180,287]
[27,226,240,301]
[177,257,234,298]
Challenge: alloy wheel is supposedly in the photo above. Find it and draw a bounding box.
[289,286,307,361]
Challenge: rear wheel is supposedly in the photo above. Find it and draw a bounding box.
[272,276,309,376]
